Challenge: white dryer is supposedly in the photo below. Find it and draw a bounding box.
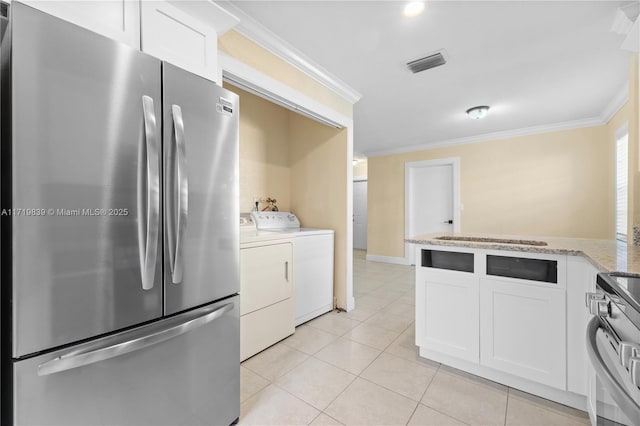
[251,212,335,326]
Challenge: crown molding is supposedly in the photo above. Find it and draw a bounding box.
[215,1,362,105]
[601,83,629,123]
[365,116,605,158]
[219,52,352,129]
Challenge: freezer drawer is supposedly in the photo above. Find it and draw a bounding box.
[12,296,239,426]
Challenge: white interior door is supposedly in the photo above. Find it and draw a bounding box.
[353,180,368,250]
[406,161,458,265]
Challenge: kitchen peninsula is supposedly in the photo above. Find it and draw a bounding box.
[407,233,640,273]
[408,232,640,414]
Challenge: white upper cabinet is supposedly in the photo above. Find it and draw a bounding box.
[20,0,141,48]
[141,1,239,82]
[18,0,240,83]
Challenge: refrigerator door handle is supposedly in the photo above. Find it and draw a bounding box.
[170,104,188,284]
[139,95,160,290]
[37,302,234,376]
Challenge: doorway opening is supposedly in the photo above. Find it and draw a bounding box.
[353,177,368,250]
[405,158,461,265]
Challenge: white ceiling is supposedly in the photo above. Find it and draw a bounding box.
[230,1,635,156]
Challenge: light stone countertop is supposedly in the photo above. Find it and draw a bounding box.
[406,232,640,274]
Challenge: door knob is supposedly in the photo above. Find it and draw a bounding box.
[443,220,453,224]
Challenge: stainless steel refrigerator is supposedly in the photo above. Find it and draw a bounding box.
[0,3,240,425]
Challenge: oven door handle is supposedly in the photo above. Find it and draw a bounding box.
[586,316,640,425]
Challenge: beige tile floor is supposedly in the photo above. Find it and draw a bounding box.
[239,250,590,425]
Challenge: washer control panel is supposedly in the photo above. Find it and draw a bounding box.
[251,211,300,230]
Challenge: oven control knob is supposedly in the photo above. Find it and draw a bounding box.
[585,292,604,308]
[620,342,640,370]
[589,299,610,317]
[629,357,640,387]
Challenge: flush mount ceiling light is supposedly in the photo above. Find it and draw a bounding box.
[466,105,490,120]
[404,1,425,18]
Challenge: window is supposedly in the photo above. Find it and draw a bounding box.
[616,125,629,242]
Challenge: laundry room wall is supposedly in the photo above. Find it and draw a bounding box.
[289,114,349,309]
[224,83,292,213]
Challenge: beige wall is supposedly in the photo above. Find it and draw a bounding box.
[368,125,615,258]
[219,31,353,120]
[353,159,368,178]
[224,83,292,213]
[289,115,349,308]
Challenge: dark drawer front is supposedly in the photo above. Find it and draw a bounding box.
[422,249,474,273]
[487,255,557,283]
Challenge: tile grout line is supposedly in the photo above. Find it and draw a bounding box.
[504,387,510,426]
[266,380,326,422]
[416,365,478,426]
[315,364,359,424]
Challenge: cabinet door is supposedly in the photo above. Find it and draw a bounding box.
[416,268,479,362]
[567,256,598,396]
[20,0,140,48]
[479,278,566,389]
[141,1,218,82]
[240,243,293,316]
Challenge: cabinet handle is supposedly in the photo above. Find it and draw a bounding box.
[285,261,289,281]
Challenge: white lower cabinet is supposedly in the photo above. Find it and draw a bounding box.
[479,278,566,389]
[416,244,595,407]
[416,268,479,362]
[567,256,598,396]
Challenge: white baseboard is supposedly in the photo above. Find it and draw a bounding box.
[365,254,411,265]
[345,296,356,312]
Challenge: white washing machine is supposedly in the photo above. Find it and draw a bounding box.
[251,212,335,326]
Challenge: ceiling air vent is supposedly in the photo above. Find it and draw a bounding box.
[407,51,446,74]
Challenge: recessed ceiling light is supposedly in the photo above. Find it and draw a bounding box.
[466,106,490,120]
[404,1,425,18]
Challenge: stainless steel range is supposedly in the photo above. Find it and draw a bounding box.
[586,273,640,425]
